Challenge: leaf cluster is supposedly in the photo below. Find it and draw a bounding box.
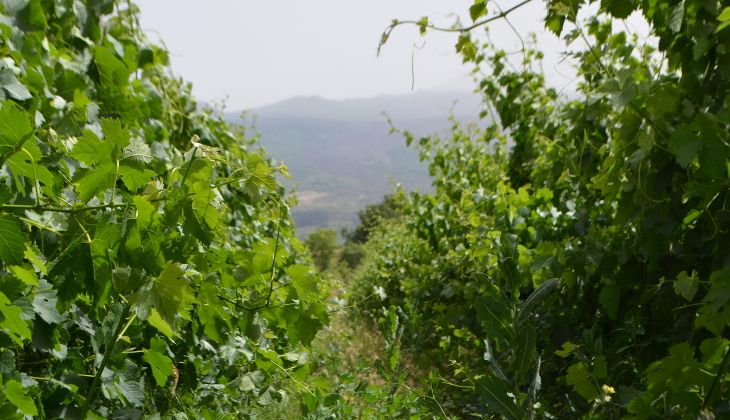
[0,0,328,417]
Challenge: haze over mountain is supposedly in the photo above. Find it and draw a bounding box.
[226,90,482,236]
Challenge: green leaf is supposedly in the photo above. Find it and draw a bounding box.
[669,126,702,167]
[143,337,173,386]
[90,219,121,308]
[599,283,620,319]
[518,278,558,318]
[95,46,130,87]
[718,7,730,32]
[122,137,153,164]
[0,349,15,375]
[0,68,32,101]
[132,262,194,330]
[69,130,112,166]
[10,265,36,286]
[0,291,30,345]
[469,0,487,22]
[19,0,47,30]
[484,338,509,381]
[512,325,537,378]
[0,101,33,154]
[668,1,684,33]
[455,34,478,62]
[23,246,46,274]
[4,379,37,416]
[102,360,144,407]
[566,362,599,401]
[73,162,116,203]
[32,279,64,324]
[118,161,154,191]
[100,118,130,150]
[289,264,318,302]
[673,271,698,301]
[555,341,579,358]
[5,141,56,196]
[0,214,26,266]
[475,374,521,420]
[147,308,174,339]
[602,0,636,19]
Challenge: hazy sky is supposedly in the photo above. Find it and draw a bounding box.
[135,1,564,110]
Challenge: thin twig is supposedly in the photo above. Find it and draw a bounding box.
[378,0,534,55]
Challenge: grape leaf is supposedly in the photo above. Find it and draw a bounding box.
[146,308,174,339]
[90,219,121,308]
[0,291,30,345]
[4,379,37,416]
[122,137,153,164]
[566,362,599,401]
[0,101,33,154]
[718,7,730,31]
[0,68,32,101]
[673,271,698,301]
[73,162,116,203]
[95,46,130,87]
[10,266,37,286]
[0,349,15,374]
[289,264,318,302]
[32,279,64,324]
[132,262,194,330]
[469,0,487,22]
[669,126,702,167]
[119,161,155,191]
[69,130,113,166]
[100,118,130,150]
[143,337,173,386]
[5,141,56,196]
[0,214,26,266]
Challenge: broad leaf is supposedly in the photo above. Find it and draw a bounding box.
[0,214,26,265]
[143,337,173,386]
[0,291,31,345]
[4,379,37,416]
[0,100,33,154]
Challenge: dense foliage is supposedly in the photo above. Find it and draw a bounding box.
[354,0,730,418]
[0,0,328,417]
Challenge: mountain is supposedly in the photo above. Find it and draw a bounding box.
[226,90,482,236]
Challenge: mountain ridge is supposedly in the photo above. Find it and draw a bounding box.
[224,90,482,236]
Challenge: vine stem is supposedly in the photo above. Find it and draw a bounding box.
[0,202,129,214]
[79,304,131,417]
[179,146,198,187]
[377,0,534,55]
[243,206,283,311]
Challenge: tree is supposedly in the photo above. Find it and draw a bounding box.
[305,228,339,271]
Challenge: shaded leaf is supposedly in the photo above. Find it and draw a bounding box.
[0,214,26,266]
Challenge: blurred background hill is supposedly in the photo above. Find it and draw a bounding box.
[226,89,481,236]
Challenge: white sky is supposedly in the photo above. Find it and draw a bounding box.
[135,0,568,110]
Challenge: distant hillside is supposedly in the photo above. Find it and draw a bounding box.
[253,90,482,122]
[226,90,482,236]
